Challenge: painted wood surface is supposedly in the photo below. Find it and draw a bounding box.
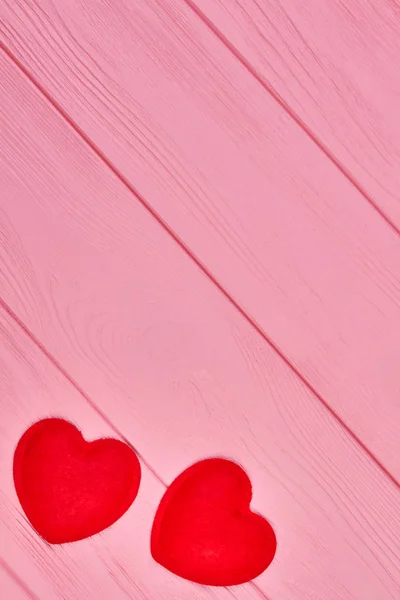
[186,0,400,229]
[0,560,35,600]
[0,307,257,600]
[1,0,400,479]
[0,49,400,600]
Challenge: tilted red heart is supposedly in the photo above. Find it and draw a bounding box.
[151,458,277,586]
[13,418,141,544]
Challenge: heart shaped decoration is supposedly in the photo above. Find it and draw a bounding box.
[151,458,276,586]
[13,418,141,544]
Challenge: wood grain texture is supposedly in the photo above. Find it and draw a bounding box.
[0,49,399,600]
[0,560,36,600]
[184,0,400,229]
[0,309,256,600]
[1,0,400,478]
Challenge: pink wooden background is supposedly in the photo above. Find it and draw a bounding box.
[0,1,399,599]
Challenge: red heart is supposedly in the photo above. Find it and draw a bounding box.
[151,458,276,586]
[13,418,141,544]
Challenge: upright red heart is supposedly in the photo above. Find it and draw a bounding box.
[151,458,276,586]
[13,418,141,544]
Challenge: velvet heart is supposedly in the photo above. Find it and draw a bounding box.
[151,458,276,586]
[13,418,141,544]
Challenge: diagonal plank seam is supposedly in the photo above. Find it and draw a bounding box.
[0,41,398,493]
[0,556,39,600]
[181,0,400,238]
[0,301,273,600]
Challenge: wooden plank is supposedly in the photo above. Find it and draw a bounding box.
[0,311,249,600]
[0,560,36,600]
[0,47,399,600]
[186,0,400,229]
[1,0,400,478]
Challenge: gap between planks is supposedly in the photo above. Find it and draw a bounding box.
[0,251,274,600]
[0,305,265,600]
[180,0,400,237]
[0,38,398,491]
[0,556,39,600]
[0,305,270,600]
[0,47,395,597]
[2,0,400,477]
